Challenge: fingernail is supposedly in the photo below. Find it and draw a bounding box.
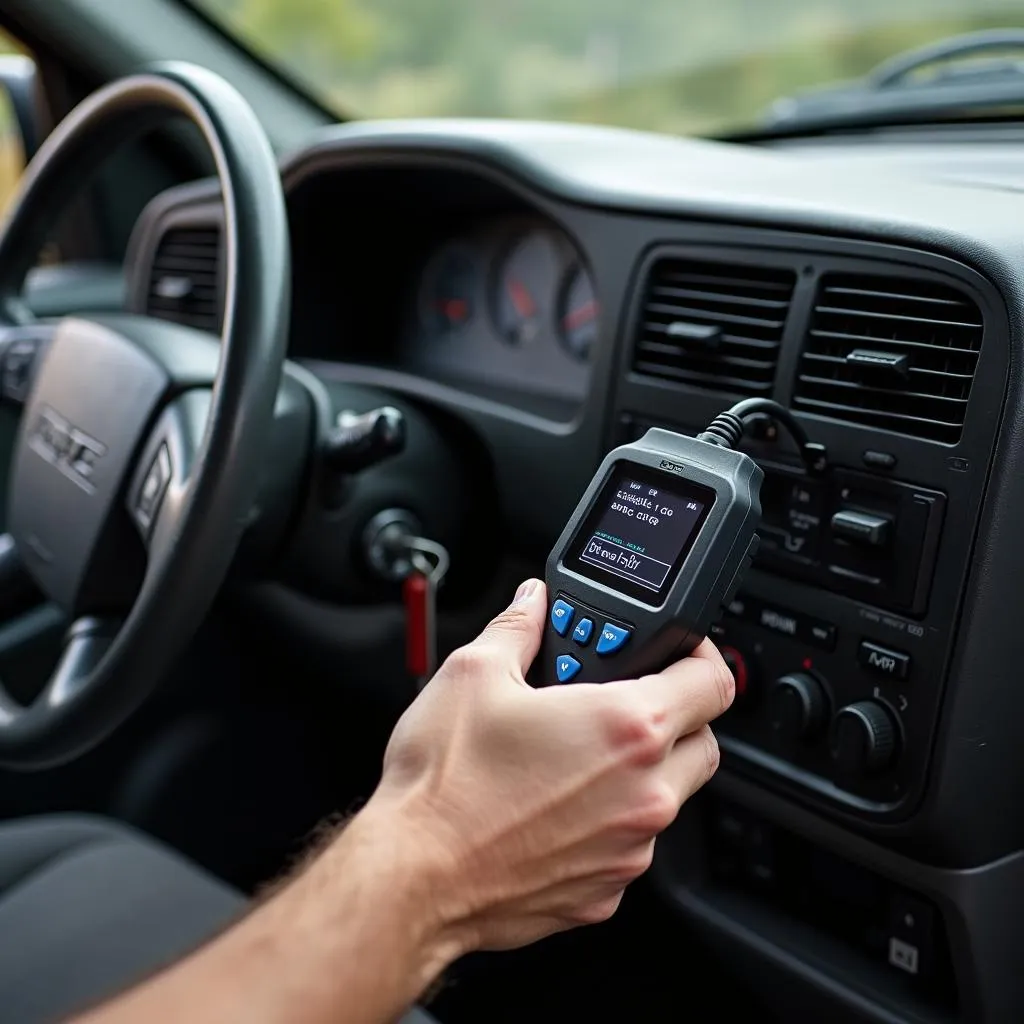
[512,579,539,606]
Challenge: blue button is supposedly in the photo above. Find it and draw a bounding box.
[572,617,594,645]
[555,654,582,683]
[596,623,631,655]
[550,599,575,636]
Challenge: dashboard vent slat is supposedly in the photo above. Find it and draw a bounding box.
[632,257,796,396]
[145,225,222,333]
[794,273,983,444]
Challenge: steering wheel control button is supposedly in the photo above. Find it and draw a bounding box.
[135,444,172,532]
[555,654,582,683]
[595,622,631,656]
[550,599,575,636]
[572,617,594,646]
[2,338,41,402]
[858,640,911,681]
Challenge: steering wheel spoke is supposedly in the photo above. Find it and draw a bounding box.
[45,616,120,710]
[0,533,41,619]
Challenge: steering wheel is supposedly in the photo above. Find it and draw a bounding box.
[0,64,289,768]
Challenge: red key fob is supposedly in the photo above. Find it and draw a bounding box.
[403,568,437,688]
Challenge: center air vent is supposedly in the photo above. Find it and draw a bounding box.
[145,224,222,333]
[632,257,796,396]
[794,273,983,444]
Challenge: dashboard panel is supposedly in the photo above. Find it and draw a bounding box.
[123,120,1024,1024]
[280,161,599,422]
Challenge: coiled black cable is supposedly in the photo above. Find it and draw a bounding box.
[696,398,827,475]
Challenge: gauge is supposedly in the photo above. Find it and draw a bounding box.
[419,243,477,336]
[491,230,562,345]
[558,265,599,361]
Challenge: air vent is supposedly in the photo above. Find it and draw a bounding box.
[145,225,222,332]
[794,274,983,444]
[632,257,796,395]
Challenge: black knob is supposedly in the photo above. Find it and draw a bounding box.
[830,701,898,780]
[322,406,406,473]
[768,672,828,744]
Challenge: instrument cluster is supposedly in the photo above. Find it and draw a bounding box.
[407,218,598,402]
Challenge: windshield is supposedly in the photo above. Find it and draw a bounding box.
[192,1,1024,135]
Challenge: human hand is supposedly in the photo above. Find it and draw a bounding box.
[364,577,734,955]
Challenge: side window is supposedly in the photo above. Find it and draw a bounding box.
[0,28,33,216]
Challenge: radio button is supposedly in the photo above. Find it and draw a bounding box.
[862,449,897,471]
[555,654,582,683]
[858,641,911,681]
[550,599,575,636]
[800,619,837,652]
[596,623,631,655]
[740,596,837,652]
[572,618,594,646]
[831,509,892,547]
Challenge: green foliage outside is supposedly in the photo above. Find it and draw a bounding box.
[0,30,26,211]
[197,0,1024,135]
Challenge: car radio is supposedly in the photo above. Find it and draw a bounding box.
[613,412,950,818]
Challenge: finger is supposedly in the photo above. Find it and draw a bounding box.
[611,645,735,745]
[655,638,734,716]
[688,636,731,673]
[661,725,722,805]
[469,578,548,677]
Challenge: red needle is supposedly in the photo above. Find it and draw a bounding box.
[435,298,468,322]
[563,299,598,332]
[508,277,536,318]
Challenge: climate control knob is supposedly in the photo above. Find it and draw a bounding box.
[830,700,898,780]
[768,672,828,744]
[720,645,755,703]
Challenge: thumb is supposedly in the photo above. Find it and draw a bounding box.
[471,578,548,677]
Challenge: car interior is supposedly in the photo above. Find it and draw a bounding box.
[0,0,1023,1021]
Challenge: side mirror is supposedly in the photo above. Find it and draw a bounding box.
[0,54,41,164]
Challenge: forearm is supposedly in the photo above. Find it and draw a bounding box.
[77,804,462,1024]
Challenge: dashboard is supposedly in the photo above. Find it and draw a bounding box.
[123,119,1024,1024]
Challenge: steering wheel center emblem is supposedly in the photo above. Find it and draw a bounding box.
[28,406,106,494]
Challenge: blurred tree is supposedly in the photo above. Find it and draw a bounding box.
[204,0,377,72]
[194,0,1024,134]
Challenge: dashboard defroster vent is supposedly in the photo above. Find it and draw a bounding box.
[794,274,983,444]
[145,225,222,333]
[632,257,796,396]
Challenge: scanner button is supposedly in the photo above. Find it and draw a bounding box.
[572,618,594,646]
[551,599,575,636]
[556,654,583,683]
[596,623,631,655]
